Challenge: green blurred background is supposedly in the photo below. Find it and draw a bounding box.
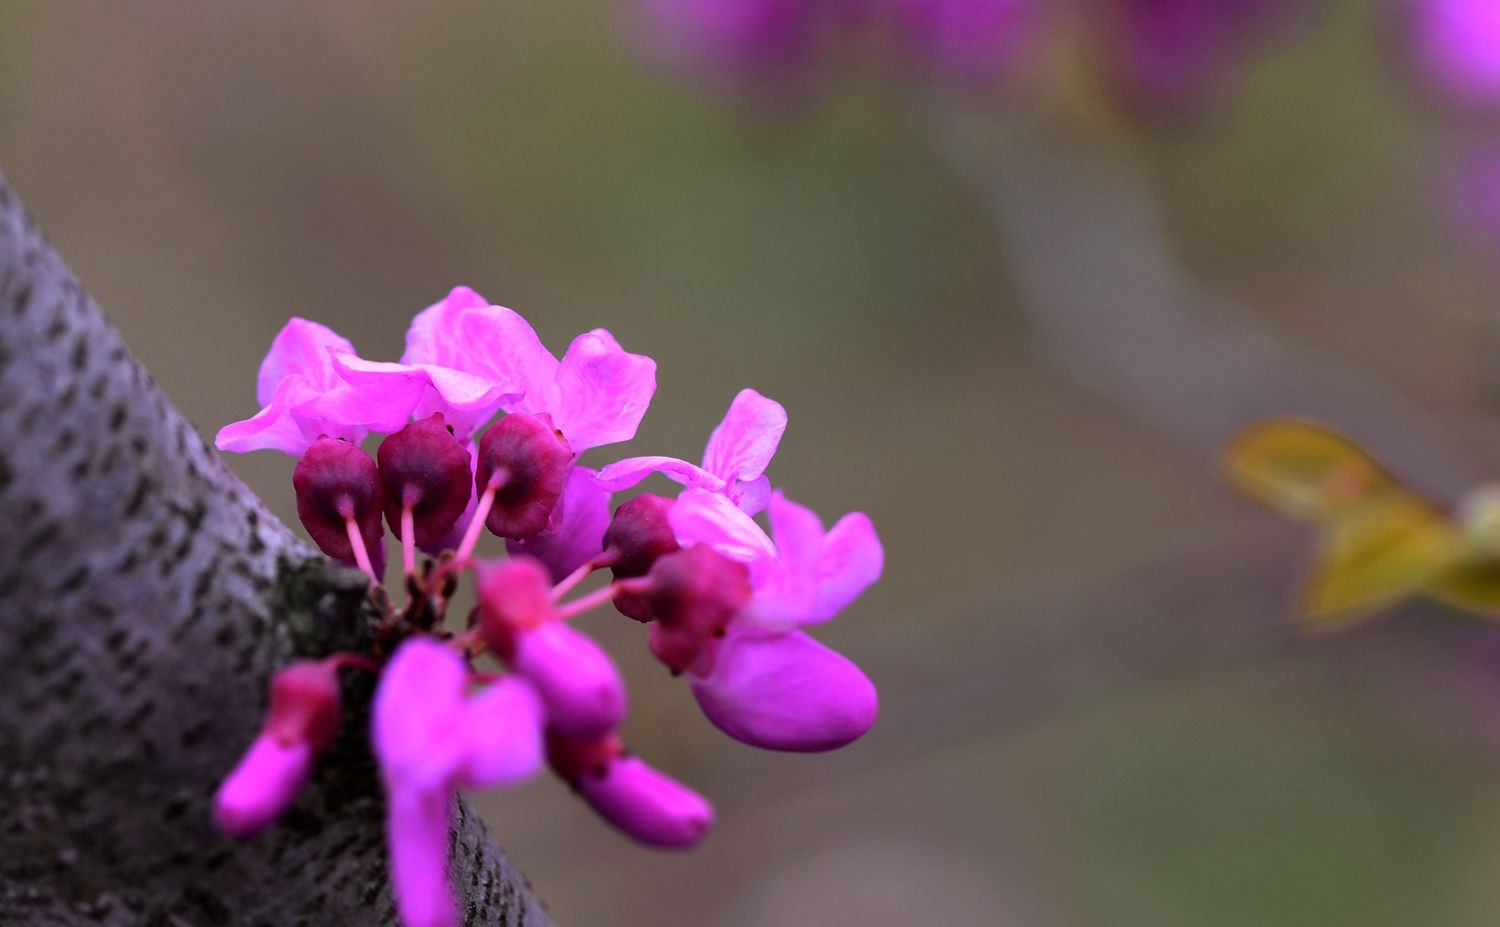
[6,2,1500,924]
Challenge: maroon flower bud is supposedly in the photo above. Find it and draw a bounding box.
[264,661,343,752]
[546,729,624,785]
[602,494,681,622]
[639,546,751,674]
[377,413,473,547]
[476,413,573,540]
[476,556,557,660]
[293,436,386,574]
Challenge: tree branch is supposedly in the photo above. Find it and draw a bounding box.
[0,172,553,926]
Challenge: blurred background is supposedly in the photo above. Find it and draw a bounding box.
[7,2,1500,924]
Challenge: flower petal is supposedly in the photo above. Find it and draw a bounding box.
[256,318,355,406]
[690,627,877,752]
[591,455,726,494]
[457,305,560,411]
[814,511,883,622]
[577,756,714,848]
[550,329,658,450]
[669,488,777,569]
[373,639,469,787]
[213,736,313,838]
[385,785,458,927]
[700,388,786,487]
[217,374,358,457]
[456,677,544,790]
[511,622,628,738]
[402,286,493,369]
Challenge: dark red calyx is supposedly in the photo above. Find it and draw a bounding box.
[476,413,573,540]
[640,546,751,674]
[377,413,473,546]
[476,555,558,661]
[264,661,342,751]
[546,729,624,785]
[602,494,681,622]
[293,437,385,566]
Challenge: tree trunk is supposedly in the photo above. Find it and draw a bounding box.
[0,172,554,926]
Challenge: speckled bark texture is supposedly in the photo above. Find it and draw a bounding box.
[0,173,554,927]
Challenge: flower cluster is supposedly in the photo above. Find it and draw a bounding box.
[211,287,882,927]
[631,0,1303,114]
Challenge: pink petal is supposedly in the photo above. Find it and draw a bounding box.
[550,329,658,451]
[373,639,469,787]
[1408,0,1500,112]
[591,455,726,494]
[511,623,628,738]
[456,677,544,790]
[213,735,313,838]
[748,491,824,628]
[669,488,777,570]
[700,388,786,488]
[814,511,883,622]
[256,317,355,406]
[402,286,493,369]
[385,785,458,927]
[506,467,616,582]
[332,351,511,441]
[577,756,714,848]
[728,474,771,515]
[217,375,361,457]
[457,306,561,411]
[690,627,877,752]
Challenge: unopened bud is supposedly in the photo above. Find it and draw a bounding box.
[377,413,473,547]
[601,494,680,621]
[477,413,573,539]
[293,436,386,572]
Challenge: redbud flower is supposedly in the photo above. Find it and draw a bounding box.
[595,388,787,514]
[373,639,543,927]
[505,466,615,583]
[600,493,682,621]
[215,661,343,838]
[215,318,423,456]
[665,488,882,750]
[547,730,714,848]
[377,413,473,573]
[475,412,575,540]
[1404,0,1500,114]
[293,436,387,578]
[478,556,628,738]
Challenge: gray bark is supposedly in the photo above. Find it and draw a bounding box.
[0,173,553,926]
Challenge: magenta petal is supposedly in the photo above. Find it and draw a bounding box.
[256,317,355,406]
[512,623,628,738]
[728,474,771,515]
[701,388,787,488]
[213,736,313,838]
[457,306,561,410]
[507,467,615,582]
[385,786,458,927]
[813,511,883,622]
[690,628,877,752]
[373,639,469,784]
[216,375,335,456]
[551,329,658,451]
[669,488,777,570]
[592,455,725,494]
[1408,0,1500,111]
[456,677,544,790]
[402,286,494,369]
[578,756,714,848]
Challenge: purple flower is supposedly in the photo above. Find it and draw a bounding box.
[216,319,424,457]
[888,0,1047,87]
[547,731,715,847]
[1087,0,1300,114]
[663,488,882,751]
[506,466,615,583]
[594,388,787,514]
[1405,0,1500,113]
[373,639,543,927]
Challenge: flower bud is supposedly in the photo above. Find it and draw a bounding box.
[293,436,386,572]
[214,736,313,839]
[264,661,344,751]
[513,623,627,738]
[377,413,473,547]
[476,556,557,660]
[601,494,681,621]
[639,546,752,674]
[477,413,573,539]
[548,730,712,848]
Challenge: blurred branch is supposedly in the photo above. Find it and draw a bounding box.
[0,173,552,926]
[927,103,1483,501]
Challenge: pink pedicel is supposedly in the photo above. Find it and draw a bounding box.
[374,639,543,927]
[548,731,714,848]
[478,556,628,738]
[594,388,786,515]
[292,436,387,578]
[214,661,343,838]
[215,288,881,925]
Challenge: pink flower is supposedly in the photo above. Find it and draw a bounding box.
[506,466,615,583]
[658,488,883,751]
[373,639,543,927]
[216,319,424,457]
[547,731,715,847]
[405,289,658,455]
[594,388,787,514]
[889,0,1047,87]
[1404,0,1500,113]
